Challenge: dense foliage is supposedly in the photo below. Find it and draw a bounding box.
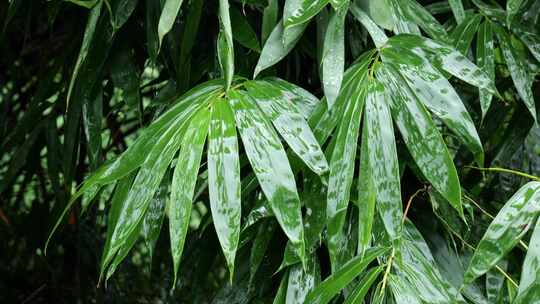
[1,0,540,303]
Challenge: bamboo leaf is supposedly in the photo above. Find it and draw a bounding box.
[229,89,306,264]
[476,20,495,119]
[157,0,184,49]
[208,99,241,280]
[218,0,234,90]
[514,218,540,303]
[464,182,540,284]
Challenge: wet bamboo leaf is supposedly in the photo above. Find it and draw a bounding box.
[322,3,347,108]
[230,7,260,52]
[476,20,495,119]
[514,218,540,303]
[169,108,210,286]
[326,74,366,270]
[283,0,329,44]
[142,175,168,263]
[262,0,279,43]
[229,89,306,264]
[448,0,465,24]
[357,116,376,257]
[208,99,241,280]
[245,80,328,175]
[350,3,388,48]
[451,13,482,55]
[249,220,276,282]
[378,64,462,216]
[304,246,389,304]
[507,0,525,26]
[343,267,383,304]
[218,0,234,90]
[158,0,184,49]
[381,45,484,166]
[464,182,540,284]
[494,24,538,122]
[357,0,395,30]
[254,19,308,78]
[513,26,540,63]
[286,255,320,304]
[264,77,320,119]
[395,0,450,43]
[274,272,289,304]
[363,79,403,243]
[386,34,498,95]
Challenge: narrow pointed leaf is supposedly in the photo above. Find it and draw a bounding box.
[230,7,260,52]
[494,24,538,122]
[464,182,540,284]
[218,0,234,90]
[507,0,525,26]
[304,246,389,304]
[386,34,498,95]
[514,218,540,303]
[382,45,484,166]
[245,80,328,175]
[477,20,495,119]
[451,14,482,55]
[286,255,320,304]
[208,99,241,279]
[229,89,306,262]
[142,176,168,263]
[448,0,465,24]
[395,0,450,43]
[264,78,320,118]
[364,79,403,242]
[343,267,383,304]
[378,64,462,216]
[350,4,388,48]
[326,75,366,269]
[357,117,376,257]
[322,3,348,108]
[158,0,184,49]
[254,19,308,78]
[283,0,329,44]
[169,108,211,285]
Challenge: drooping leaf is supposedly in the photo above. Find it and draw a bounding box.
[157,0,184,49]
[494,24,538,122]
[507,0,525,26]
[230,7,260,52]
[283,0,329,44]
[476,20,495,119]
[229,89,306,264]
[286,255,320,304]
[378,64,462,216]
[321,3,348,108]
[448,0,465,24]
[464,182,540,284]
[450,13,482,55]
[357,118,376,257]
[363,78,403,243]
[395,0,450,43]
[208,99,241,280]
[245,80,328,175]
[514,218,540,303]
[326,72,366,270]
[217,0,234,90]
[343,267,383,304]
[350,3,388,47]
[304,246,389,304]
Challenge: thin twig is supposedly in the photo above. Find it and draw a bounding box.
[466,166,540,182]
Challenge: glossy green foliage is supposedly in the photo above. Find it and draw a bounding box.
[2,0,540,302]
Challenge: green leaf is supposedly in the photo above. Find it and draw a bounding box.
[254,19,308,78]
[464,182,540,284]
[343,267,383,304]
[208,99,241,280]
[494,24,538,122]
[357,116,376,257]
[249,220,276,282]
[169,107,211,286]
[157,0,185,49]
[245,80,328,175]
[142,175,168,263]
[286,255,320,304]
[326,73,366,270]
[387,34,498,96]
[304,246,389,304]
[264,78,320,118]
[381,45,484,166]
[64,0,99,9]
[230,7,260,52]
[363,79,403,242]
[506,0,525,26]
[274,272,289,304]
[378,64,462,216]
[448,0,465,24]
[262,0,279,44]
[321,3,348,108]
[395,0,450,43]
[350,3,388,48]
[357,0,395,30]
[514,218,540,303]
[218,0,234,90]
[513,26,540,63]
[476,20,495,119]
[283,0,329,44]
[229,89,306,264]
[451,13,482,55]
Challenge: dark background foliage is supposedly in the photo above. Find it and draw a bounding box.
[0,0,539,303]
